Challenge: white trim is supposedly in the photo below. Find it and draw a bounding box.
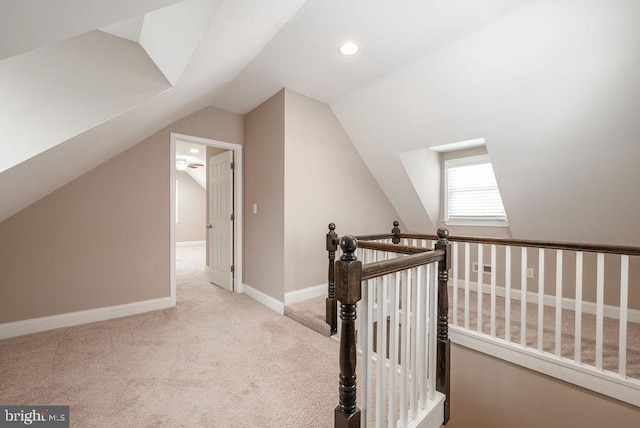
[242,283,284,315]
[452,279,640,323]
[170,133,244,301]
[284,283,327,305]
[0,297,172,340]
[449,327,640,408]
[407,391,446,428]
[176,240,206,247]
[170,138,177,307]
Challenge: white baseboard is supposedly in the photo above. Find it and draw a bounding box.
[0,297,172,340]
[176,240,206,247]
[449,326,640,408]
[242,283,284,315]
[452,279,640,323]
[284,283,327,305]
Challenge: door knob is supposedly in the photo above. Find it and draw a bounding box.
[206,224,213,229]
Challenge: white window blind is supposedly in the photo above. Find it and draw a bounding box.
[445,155,506,221]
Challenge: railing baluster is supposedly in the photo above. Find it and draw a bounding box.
[464,243,470,330]
[505,246,511,342]
[376,275,387,428]
[596,253,605,370]
[491,245,497,338]
[477,243,484,334]
[453,242,459,326]
[410,267,419,419]
[388,272,400,428]
[521,247,528,346]
[400,269,410,427]
[619,255,629,378]
[418,265,428,410]
[555,250,563,357]
[537,249,545,352]
[365,278,374,426]
[428,263,437,401]
[575,251,583,363]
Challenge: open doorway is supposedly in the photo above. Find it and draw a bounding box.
[169,133,243,307]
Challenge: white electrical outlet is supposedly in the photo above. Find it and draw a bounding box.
[252,204,257,214]
[527,268,534,278]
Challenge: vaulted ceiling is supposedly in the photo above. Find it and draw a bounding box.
[1,0,638,245]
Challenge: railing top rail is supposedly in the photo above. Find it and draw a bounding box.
[398,233,640,256]
[353,233,395,241]
[361,249,444,281]
[358,240,431,255]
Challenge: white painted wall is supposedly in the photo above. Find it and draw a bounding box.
[0,30,171,174]
[332,0,640,246]
[0,0,183,60]
[140,0,223,85]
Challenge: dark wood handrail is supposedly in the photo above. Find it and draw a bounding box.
[362,250,444,281]
[331,227,452,427]
[353,233,396,241]
[358,240,431,255]
[369,233,640,256]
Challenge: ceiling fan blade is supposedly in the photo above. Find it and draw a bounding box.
[187,163,204,169]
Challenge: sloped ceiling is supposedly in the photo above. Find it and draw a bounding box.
[1,0,638,247]
[332,0,640,246]
[0,0,308,221]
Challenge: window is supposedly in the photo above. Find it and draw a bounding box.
[444,154,507,224]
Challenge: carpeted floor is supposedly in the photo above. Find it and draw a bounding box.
[0,244,339,427]
[284,297,331,337]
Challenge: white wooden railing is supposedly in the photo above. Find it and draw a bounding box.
[331,230,450,428]
[393,234,640,408]
[355,247,443,428]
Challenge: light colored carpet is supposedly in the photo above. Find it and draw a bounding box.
[284,297,331,337]
[0,245,339,427]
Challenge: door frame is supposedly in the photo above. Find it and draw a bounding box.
[169,132,244,307]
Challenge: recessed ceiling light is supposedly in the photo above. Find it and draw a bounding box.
[190,148,199,154]
[339,41,359,56]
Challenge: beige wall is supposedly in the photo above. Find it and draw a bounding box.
[0,106,243,324]
[176,171,206,242]
[448,344,640,427]
[244,90,286,301]
[283,89,402,293]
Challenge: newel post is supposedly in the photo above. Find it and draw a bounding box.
[326,223,338,334]
[435,227,451,424]
[334,236,362,428]
[391,220,401,244]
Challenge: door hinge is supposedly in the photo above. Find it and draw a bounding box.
[230,265,235,273]
[231,162,235,170]
[230,214,235,221]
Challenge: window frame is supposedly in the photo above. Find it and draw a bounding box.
[443,154,508,227]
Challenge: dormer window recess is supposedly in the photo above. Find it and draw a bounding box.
[444,154,507,226]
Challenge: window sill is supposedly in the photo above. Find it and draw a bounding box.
[443,220,509,228]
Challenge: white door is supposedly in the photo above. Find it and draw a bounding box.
[208,151,233,291]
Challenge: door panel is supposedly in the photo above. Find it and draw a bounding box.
[208,151,233,291]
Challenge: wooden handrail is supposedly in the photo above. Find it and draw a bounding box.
[358,240,431,255]
[362,250,444,281]
[332,228,452,427]
[396,233,640,256]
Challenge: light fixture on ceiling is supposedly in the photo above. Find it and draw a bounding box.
[176,158,187,171]
[190,148,199,154]
[339,41,359,56]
